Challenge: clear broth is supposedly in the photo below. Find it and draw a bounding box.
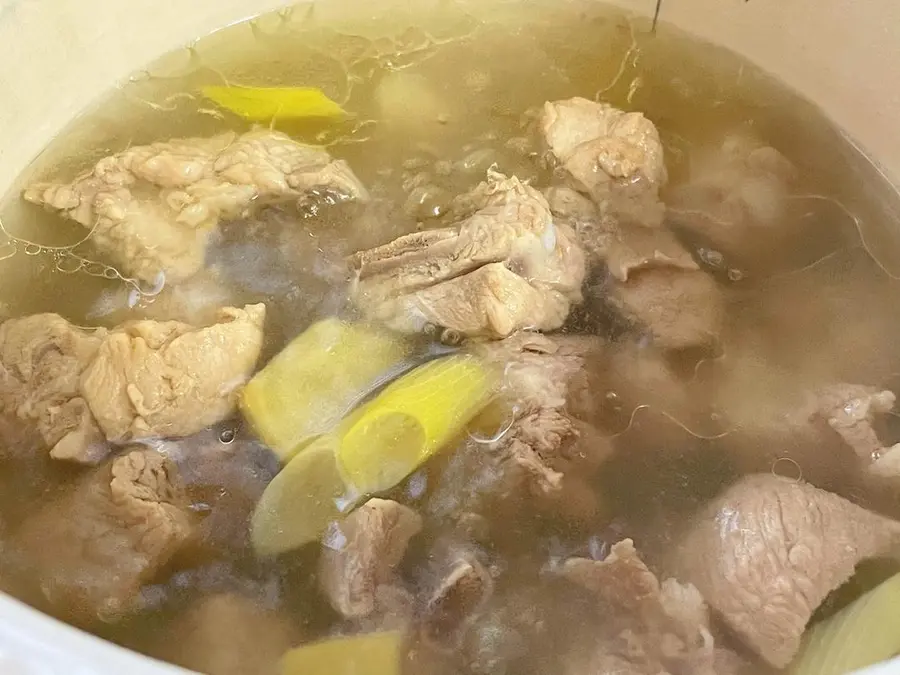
[2,0,900,672]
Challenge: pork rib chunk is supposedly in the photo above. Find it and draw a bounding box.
[319,498,422,621]
[349,171,586,339]
[0,314,107,463]
[82,303,264,442]
[24,130,367,285]
[541,97,667,227]
[0,305,264,463]
[463,333,613,524]
[546,186,723,352]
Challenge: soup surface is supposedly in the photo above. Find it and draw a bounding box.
[2,1,900,673]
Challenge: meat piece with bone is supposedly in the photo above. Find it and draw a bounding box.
[420,542,494,644]
[349,170,585,339]
[319,498,493,641]
[24,130,368,285]
[425,333,612,528]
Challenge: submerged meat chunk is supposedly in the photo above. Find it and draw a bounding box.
[670,474,900,667]
[349,171,586,338]
[24,130,368,284]
[602,223,699,283]
[0,314,108,463]
[545,186,696,280]
[584,341,717,447]
[81,303,265,442]
[158,593,295,675]
[319,498,422,620]
[812,386,896,460]
[12,448,193,623]
[541,97,667,226]
[669,135,796,263]
[468,333,613,523]
[713,356,899,482]
[560,539,719,675]
[155,428,280,556]
[605,264,723,351]
[594,224,721,352]
[546,185,722,351]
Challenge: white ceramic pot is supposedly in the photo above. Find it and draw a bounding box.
[0,0,897,673]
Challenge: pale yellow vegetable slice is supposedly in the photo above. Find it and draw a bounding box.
[250,434,359,556]
[240,319,411,462]
[280,630,402,675]
[789,571,900,675]
[336,355,497,495]
[201,85,345,121]
[201,85,347,122]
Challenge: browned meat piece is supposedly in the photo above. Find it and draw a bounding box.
[24,130,368,285]
[467,333,613,524]
[318,498,422,621]
[422,546,494,643]
[669,135,796,263]
[349,170,586,339]
[12,448,194,623]
[81,303,265,443]
[605,265,723,351]
[669,474,900,668]
[541,97,667,227]
[559,539,720,675]
[0,314,108,463]
[156,593,295,675]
